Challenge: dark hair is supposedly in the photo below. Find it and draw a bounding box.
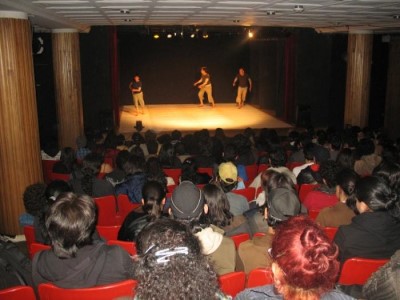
[115,150,131,170]
[268,147,287,168]
[356,138,376,156]
[59,147,76,173]
[303,143,316,161]
[336,148,355,170]
[171,130,182,141]
[23,183,47,217]
[146,140,159,155]
[223,144,238,162]
[319,160,340,188]
[373,161,400,193]
[355,176,400,219]
[145,157,168,189]
[261,169,296,195]
[202,184,233,227]
[81,153,103,196]
[329,134,342,151]
[45,180,72,203]
[123,155,145,175]
[271,216,339,299]
[335,168,359,211]
[142,181,166,220]
[135,218,220,299]
[46,193,96,258]
[158,142,177,167]
[180,157,198,183]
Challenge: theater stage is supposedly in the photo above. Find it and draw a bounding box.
[119,103,293,135]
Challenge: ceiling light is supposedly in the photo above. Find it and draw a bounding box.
[248,30,254,38]
[266,11,276,16]
[393,15,400,20]
[124,19,132,22]
[293,5,304,13]
[120,9,130,14]
[233,20,240,23]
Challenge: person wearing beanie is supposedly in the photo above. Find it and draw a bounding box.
[237,187,306,274]
[169,181,235,275]
[217,162,249,216]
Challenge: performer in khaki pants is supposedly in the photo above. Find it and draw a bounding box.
[129,74,145,115]
[193,67,215,107]
[233,67,252,109]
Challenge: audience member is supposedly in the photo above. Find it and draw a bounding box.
[158,142,182,169]
[180,157,211,185]
[118,181,166,241]
[169,181,236,275]
[336,148,355,170]
[52,147,77,174]
[105,150,130,186]
[354,138,382,176]
[20,183,47,227]
[115,154,147,203]
[134,218,229,299]
[334,176,400,265]
[315,168,358,227]
[145,156,171,189]
[236,216,354,300]
[75,135,91,161]
[32,193,132,289]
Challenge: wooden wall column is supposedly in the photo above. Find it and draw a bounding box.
[0,12,42,235]
[52,29,84,149]
[384,37,400,139]
[344,32,373,127]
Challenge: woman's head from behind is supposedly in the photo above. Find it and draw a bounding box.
[141,181,166,219]
[135,218,219,299]
[202,183,232,227]
[46,192,96,258]
[354,176,400,218]
[335,168,358,210]
[271,216,339,299]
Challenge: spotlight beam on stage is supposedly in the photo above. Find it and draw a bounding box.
[119,103,292,134]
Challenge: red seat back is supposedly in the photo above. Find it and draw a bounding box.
[323,227,338,242]
[30,242,51,259]
[298,184,319,203]
[116,194,141,222]
[246,268,274,288]
[308,209,320,221]
[197,167,213,177]
[338,257,389,285]
[230,233,250,249]
[253,232,266,237]
[163,168,182,184]
[107,240,137,256]
[245,164,258,182]
[42,160,59,184]
[49,172,70,182]
[96,225,121,241]
[218,271,246,297]
[257,164,269,174]
[0,285,36,300]
[94,196,118,226]
[23,226,35,259]
[38,279,137,300]
[232,187,256,202]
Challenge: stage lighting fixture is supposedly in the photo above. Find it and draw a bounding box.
[202,31,208,39]
[153,33,160,39]
[248,30,254,38]
[167,33,173,38]
[190,33,196,38]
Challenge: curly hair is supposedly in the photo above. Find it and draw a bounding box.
[271,216,339,300]
[202,183,233,227]
[318,160,340,188]
[23,183,47,216]
[135,219,220,300]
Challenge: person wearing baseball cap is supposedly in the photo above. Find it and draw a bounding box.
[169,181,236,275]
[217,162,249,216]
[237,186,307,274]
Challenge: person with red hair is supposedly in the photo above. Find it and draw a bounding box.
[236,216,354,300]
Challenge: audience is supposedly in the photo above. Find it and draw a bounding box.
[236,216,355,300]
[180,157,211,185]
[52,147,77,174]
[354,138,382,176]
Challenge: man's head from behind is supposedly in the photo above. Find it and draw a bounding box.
[170,181,205,221]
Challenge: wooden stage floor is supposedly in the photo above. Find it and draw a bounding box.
[119,103,293,135]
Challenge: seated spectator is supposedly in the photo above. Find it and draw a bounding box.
[334,176,400,265]
[329,134,342,161]
[202,183,252,237]
[169,181,236,275]
[118,181,166,241]
[194,129,216,168]
[115,134,129,151]
[20,183,47,227]
[180,157,211,185]
[354,138,382,176]
[303,160,340,211]
[236,216,354,300]
[145,156,173,189]
[134,218,229,299]
[52,147,77,175]
[32,193,132,289]
[362,249,400,300]
[35,180,72,244]
[336,148,355,170]
[373,160,400,193]
[296,163,322,186]
[75,135,91,161]
[128,132,148,157]
[115,155,147,203]
[292,142,319,177]
[232,133,256,166]
[105,150,130,187]
[237,187,305,274]
[316,168,358,227]
[216,162,249,216]
[158,142,182,169]
[223,143,248,182]
[69,153,114,197]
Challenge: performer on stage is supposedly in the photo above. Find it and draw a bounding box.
[193,67,215,107]
[232,68,252,109]
[129,74,145,115]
